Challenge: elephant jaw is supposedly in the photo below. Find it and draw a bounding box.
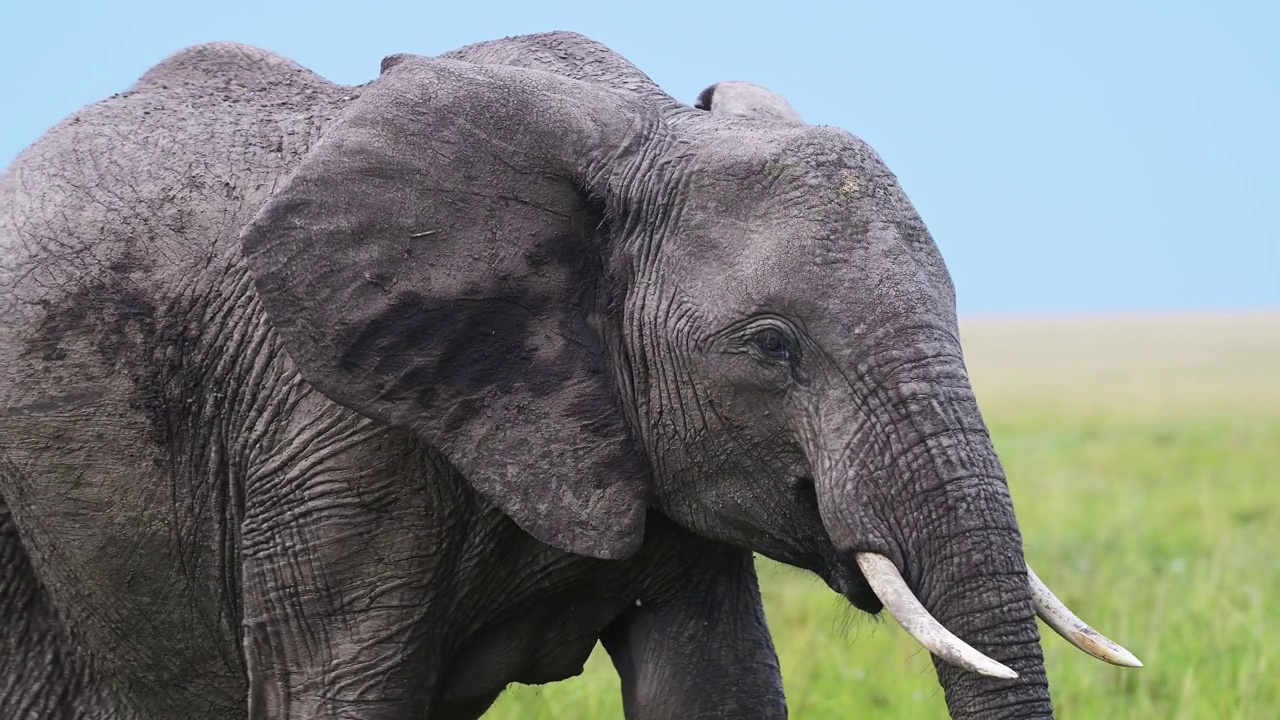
[854,552,1143,678]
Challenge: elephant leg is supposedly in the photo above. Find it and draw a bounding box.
[0,493,114,720]
[240,411,458,718]
[601,533,787,720]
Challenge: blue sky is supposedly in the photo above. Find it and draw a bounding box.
[2,1,1275,314]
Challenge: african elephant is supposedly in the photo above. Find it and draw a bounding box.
[0,31,1138,719]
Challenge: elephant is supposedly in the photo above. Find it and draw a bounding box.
[0,31,1140,719]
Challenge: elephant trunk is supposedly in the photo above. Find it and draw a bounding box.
[816,354,1054,717]
[820,343,1138,715]
[893,428,1052,718]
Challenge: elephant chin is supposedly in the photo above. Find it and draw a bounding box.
[825,555,883,615]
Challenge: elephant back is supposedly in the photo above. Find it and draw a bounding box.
[0,43,350,431]
[1,42,350,315]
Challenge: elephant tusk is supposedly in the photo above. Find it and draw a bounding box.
[856,553,1019,680]
[1027,565,1143,668]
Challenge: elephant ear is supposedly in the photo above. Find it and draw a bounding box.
[241,57,664,559]
[695,80,805,125]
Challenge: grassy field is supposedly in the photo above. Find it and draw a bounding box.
[487,312,1280,719]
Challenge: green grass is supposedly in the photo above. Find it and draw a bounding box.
[487,312,1280,718]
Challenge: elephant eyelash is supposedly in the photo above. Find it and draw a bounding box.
[732,322,804,368]
[751,328,792,362]
[711,316,807,371]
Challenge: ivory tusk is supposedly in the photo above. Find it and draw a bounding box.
[856,553,1019,680]
[1027,565,1143,668]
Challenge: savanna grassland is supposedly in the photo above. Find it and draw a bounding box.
[488,313,1280,719]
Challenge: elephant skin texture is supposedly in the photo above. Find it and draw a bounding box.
[1,32,1056,718]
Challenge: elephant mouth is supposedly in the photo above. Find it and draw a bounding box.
[834,562,884,615]
[798,474,1141,679]
[784,473,884,613]
[838,552,1144,680]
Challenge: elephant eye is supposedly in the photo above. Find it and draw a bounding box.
[752,328,791,361]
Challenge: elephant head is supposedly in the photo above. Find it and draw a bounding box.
[241,33,1137,718]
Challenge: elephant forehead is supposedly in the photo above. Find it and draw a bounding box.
[675,219,952,320]
[660,201,955,348]
[673,126,922,246]
[651,127,956,333]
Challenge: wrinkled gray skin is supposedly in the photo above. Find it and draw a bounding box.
[0,32,1051,718]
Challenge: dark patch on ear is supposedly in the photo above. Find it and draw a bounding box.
[523,192,610,271]
[694,84,717,111]
[524,232,590,271]
[568,393,627,439]
[443,397,480,433]
[340,292,542,401]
